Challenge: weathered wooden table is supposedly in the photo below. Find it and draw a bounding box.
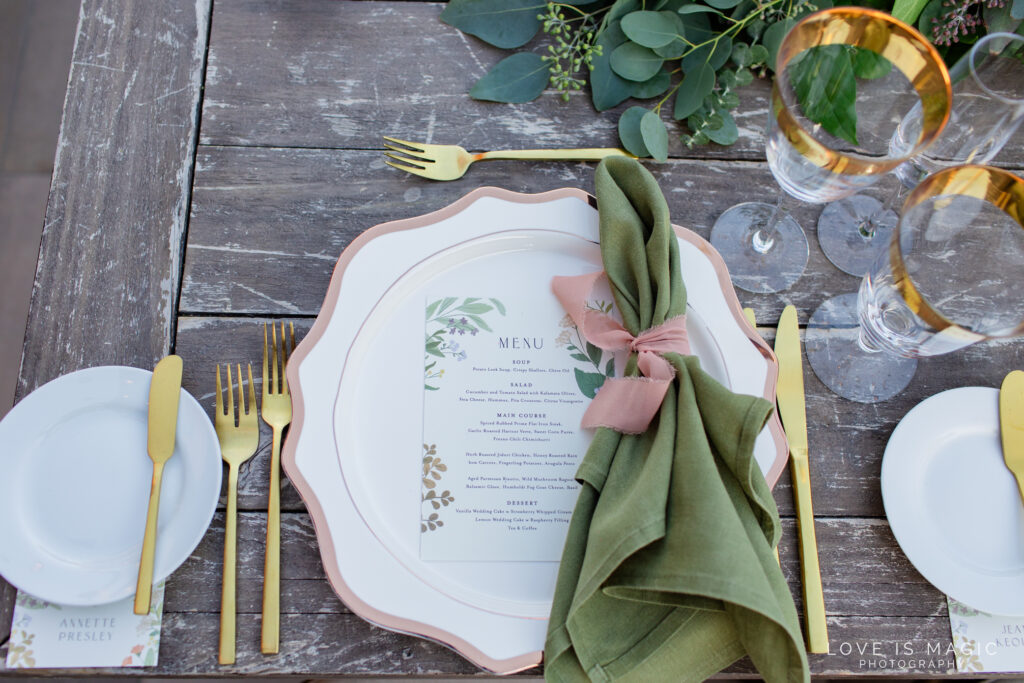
[1,0,1022,677]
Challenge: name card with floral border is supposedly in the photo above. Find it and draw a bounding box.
[6,583,164,669]
[949,597,1024,674]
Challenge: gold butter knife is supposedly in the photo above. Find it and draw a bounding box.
[134,354,183,615]
[1000,370,1024,505]
[774,306,828,654]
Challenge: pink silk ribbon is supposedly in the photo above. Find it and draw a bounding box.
[552,271,690,434]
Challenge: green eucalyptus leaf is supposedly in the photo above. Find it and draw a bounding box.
[677,4,724,15]
[631,69,672,97]
[640,110,669,161]
[441,0,545,49]
[735,67,754,86]
[654,36,687,58]
[748,44,770,65]
[705,109,739,144]
[984,2,1024,33]
[762,19,794,72]
[608,0,643,23]
[591,21,634,111]
[791,45,859,145]
[916,0,944,37]
[674,63,716,119]
[682,35,732,71]
[891,0,930,23]
[618,106,651,157]
[732,42,752,67]
[852,47,893,79]
[720,90,740,108]
[611,41,666,81]
[1013,0,1024,19]
[704,0,744,9]
[622,11,684,48]
[470,52,549,103]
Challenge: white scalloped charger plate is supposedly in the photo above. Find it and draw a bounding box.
[283,188,787,673]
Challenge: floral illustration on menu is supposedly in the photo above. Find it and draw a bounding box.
[555,300,616,398]
[421,443,454,533]
[424,297,506,390]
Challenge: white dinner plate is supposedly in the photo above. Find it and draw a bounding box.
[882,386,1024,615]
[0,366,222,606]
[284,187,788,673]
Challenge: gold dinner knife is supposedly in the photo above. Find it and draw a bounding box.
[774,306,828,654]
[1000,370,1024,505]
[134,354,183,615]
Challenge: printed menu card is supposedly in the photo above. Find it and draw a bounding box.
[420,289,610,562]
[6,584,164,668]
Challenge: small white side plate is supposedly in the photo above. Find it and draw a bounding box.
[0,366,222,605]
[882,386,1024,615]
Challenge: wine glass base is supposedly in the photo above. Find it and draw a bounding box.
[817,195,897,277]
[805,293,918,403]
[710,202,809,294]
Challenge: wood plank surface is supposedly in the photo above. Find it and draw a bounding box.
[9,0,1024,677]
[199,0,1024,168]
[0,512,961,676]
[2,0,212,648]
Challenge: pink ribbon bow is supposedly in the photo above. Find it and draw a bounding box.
[552,271,690,434]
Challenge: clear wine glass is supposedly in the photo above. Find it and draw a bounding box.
[819,32,1024,276]
[711,7,952,294]
[806,165,1024,403]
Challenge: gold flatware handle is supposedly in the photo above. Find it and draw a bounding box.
[261,427,282,654]
[220,464,239,665]
[134,461,164,615]
[479,148,632,161]
[792,454,828,653]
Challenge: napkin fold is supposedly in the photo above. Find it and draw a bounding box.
[543,157,809,683]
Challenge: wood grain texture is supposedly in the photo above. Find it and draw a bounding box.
[0,513,957,676]
[200,0,1024,167]
[18,0,210,394]
[2,0,212,648]
[181,145,867,319]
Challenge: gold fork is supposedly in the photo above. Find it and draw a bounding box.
[383,136,633,181]
[214,363,259,666]
[260,322,294,655]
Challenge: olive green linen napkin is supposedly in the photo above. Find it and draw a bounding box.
[543,157,809,683]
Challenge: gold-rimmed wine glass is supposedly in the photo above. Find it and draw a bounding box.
[819,31,1024,276]
[710,6,952,293]
[806,164,1024,403]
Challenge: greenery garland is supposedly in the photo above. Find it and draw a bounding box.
[441,0,1024,158]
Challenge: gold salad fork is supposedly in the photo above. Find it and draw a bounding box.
[260,322,294,655]
[214,364,259,666]
[383,136,633,181]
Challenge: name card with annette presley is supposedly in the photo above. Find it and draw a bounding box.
[6,583,164,669]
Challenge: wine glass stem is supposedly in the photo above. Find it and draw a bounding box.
[751,194,786,254]
[856,186,906,240]
[857,327,883,354]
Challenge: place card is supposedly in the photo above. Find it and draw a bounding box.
[949,597,1024,673]
[419,288,609,562]
[6,583,164,669]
